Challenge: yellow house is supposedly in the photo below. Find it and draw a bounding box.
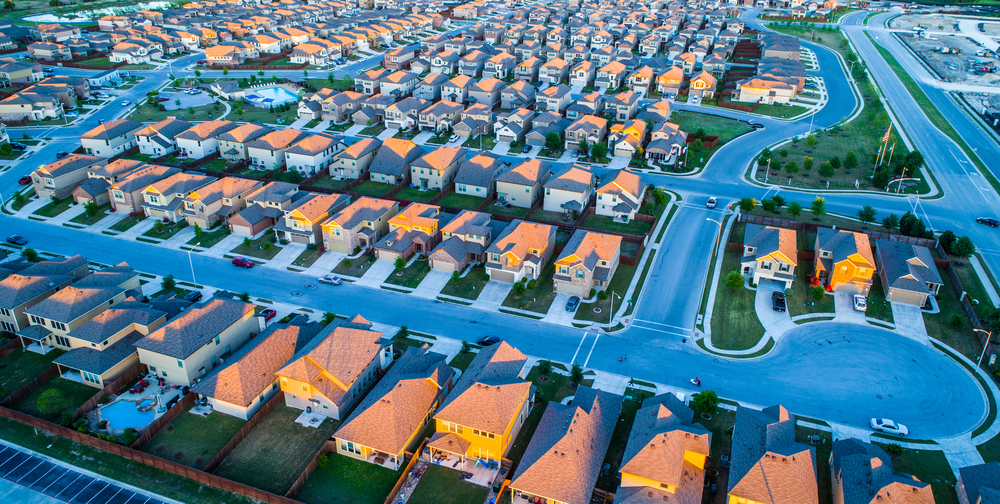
[429,341,532,463]
[615,393,711,503]
[814,228,875,295]
[374,202,444,261]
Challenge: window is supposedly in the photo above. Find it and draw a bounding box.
[0,321,14,332]
[761,262,771,270]
[576,270,585,279]
[215,335,220,345]
[560,266,568,274]
[51,321,67,331]
[341,440,362,455]
[55,335,69,347]
[29,315,44,325]
[177,359,183,368]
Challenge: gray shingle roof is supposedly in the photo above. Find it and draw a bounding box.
[369,138,424,177]
[728,405,818,504]
[66,301,165,344]
[25,286,124,324]
[959,462,1000,504]
[36,155,103,179]
[455,153,501,188]
[875,240,942,295]
[53,331,144,375]
[133,298,257,359]
[831,438,934,504]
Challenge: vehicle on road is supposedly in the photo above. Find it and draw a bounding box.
[6,235,27,246]
[853,294,867,312]
[706,197,717,208]
[566,295,581,311]
[477,336,502,346]
[522,144,531,153]
[870,418,908,436]
[121,100,130,106]
[977,217,999,227]
[156,97,170,102]
[56,151,70,159]
[183,291,203,302]
[449,133,460,143]
[17,176,31,185]
[98,119,106,125]
[318,274,342,285]
[259,308,277,322]
[771,291,786,312]
[232,256,255,268]
[42,67,53,72]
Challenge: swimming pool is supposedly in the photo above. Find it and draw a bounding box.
[245,86,299,106]
[100,401,156,430]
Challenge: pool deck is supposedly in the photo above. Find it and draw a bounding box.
[93,374,185,431]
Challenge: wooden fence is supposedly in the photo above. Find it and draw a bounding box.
[130,393,196,450]
[204,390,285,474]
[738,214,937,248]
[285,440,335,498]
[0,337,24,360]
[0,363,59,406]
[74,363,145,420]
[383,438,428,504]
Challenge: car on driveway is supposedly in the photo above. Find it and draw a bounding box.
[449,134,460,143]
[156,97,170,102]
[771,291,786,312]
[977,217,999,227]
[319,274,342,285]
[17,175,31,185]
[706,197,717,208]
[259,308,277,322]
[566,295,581,311]
[232,256,255,268]
[853,294,867,312]
[870,418,908,437]
[56,151,69,159]
[9,142,26,151]
[477,335,502,346]
[6,235,27,246]
[522,144,532,154]
[183,291,203,302]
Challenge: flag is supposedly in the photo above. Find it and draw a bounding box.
[881,123,892,143]
[682,146,688,154]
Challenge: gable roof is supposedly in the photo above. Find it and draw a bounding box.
[497,159,549,186]
[831,438,934,504]
[544,164,592,193]
[486,220,556,261]
[370,138,424,177]
[728,404,818,504]
[133,298,257,359]
[816,228,874,268]
[875,241,942,294]
[434,341,530,434]
[744,224,798,266]
[81,119,142,140]
[556,230,621,273]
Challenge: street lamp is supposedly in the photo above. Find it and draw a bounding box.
[608,291,621,328]
[706,217,723,261]
[187,242,200,287]
[974,328,993,369]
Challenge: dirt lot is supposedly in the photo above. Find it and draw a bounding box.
[899,33,1000,86]
[891,13,962,33]
[961,91,1000,115]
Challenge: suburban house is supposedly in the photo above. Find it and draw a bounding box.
[429,341,532,463]
[428,210,506,273]
[135,118,193,157]
[321,197,400,254]
[615,393,711,504]
[485,220,556,283]
[175,120,239,160]
[735,76,797,104]
[956,462,1000,504]
[542,164,594,216]
[741,224,798,289]
[874,240,942,306]
[141,172,214,223]
[228,182,302,237]
[469,77,505,107]
[331,138,381,179]
[454,153,504,197]
[370,138,425,185]
[728,405,818,504]
[606,90,640,120]
[333,344,453,470]
[596,169,645,221]
[276,315,393,420]
[537,84,572,113]
[134,298,263,387]
[831,438,935,504]
[553,230,622,296]
[80,119,143,158]
[607,119,647,158]
[21,278,132,351]
[374,203,446,262]
[73,158,141,206]
[218,123,272,163]
[107,165,181,214]
[274,192,350,245]
[509,387,622,504]
[496,159,551,209]
[246,129,310,170]
[0,255,89,335]
[284,133,346,175]
[418,100,463,132]
[410,146,466,191]
[181,177,263,230]
[494,108,534,144]
[31,154,105,200]
[814,228,875,294]
[646,122,689,164]
[454,103,493,139]
[384,97,429,131]
[565,115,608,152]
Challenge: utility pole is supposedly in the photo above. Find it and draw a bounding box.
[764,157,771,184]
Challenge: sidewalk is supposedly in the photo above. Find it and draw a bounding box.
[970,255,1000,308]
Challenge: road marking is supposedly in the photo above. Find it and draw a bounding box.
[630,323,693,338]
[583,333,600,368]
[569,332,588,365]
[633,319,693,332]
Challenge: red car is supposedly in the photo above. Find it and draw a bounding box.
[17,175,31,185]
[260,308,276,321]
[232,256,255,268]
[197,60,207,65]
[156,97,170,102]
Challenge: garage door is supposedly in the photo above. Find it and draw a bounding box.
[489,269,515,283]
[230,224,253,236]
[291,233,310,244]
[432,259,456,273]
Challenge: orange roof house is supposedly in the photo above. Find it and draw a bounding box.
[814,228,875,294]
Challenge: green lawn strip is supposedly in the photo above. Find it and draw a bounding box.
[0,417,255,504]
[129,102,224,123]
[198,159,230,172]
[394,187,440,203]
[796,425,834,504]
[385,256,431,288]
[448,350,477,372]
[229,233,282,260]
[501,263,557,314]
[359,124,386,136]
[0,350,64,395]
[436,192,485,210]
[575,263,637,324]
[187,227,230,248]
[506,138,526,155]
[69,204,111,226]
[525,367,593,404]
[765,24,851,59]
[864,275,894,325]
[871,443,958,504]
[978,429,1000,465]
[150,286,192,300]
[292,247,323,268]
[486,205,530,219]
[32,198,74,218]
[296,452,402,504]
[709,223,765,351]
[595,390,654,492]
[310,176,355,191]
[141,406,246,469]
[531,210,577,225]
[580,214,652,235]
[462,134,496,151]
[214,404,339,495]
[752,103,810,119]
[351,180,395,197]
[440,265,489,300]
[407,464,489,504]
[333,254,376,276]
[142,220,189,240]
[13,377,96,421]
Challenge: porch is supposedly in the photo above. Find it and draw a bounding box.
[17,325,55,355]
[422,433,502,487]
[367,450,403,471]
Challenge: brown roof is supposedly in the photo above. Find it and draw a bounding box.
[175,120,238,141]
[486,220,555,261]
[434,341,530,434]
[555,230,620,271]
[133,298,257,359]
[597,169,643,200]
[323,197,397,231]
[246,128,309,151]
[496,159,549,186]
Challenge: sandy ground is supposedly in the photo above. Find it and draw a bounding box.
[961,92,1000,115]
[981,22,1000,37]
[898,33,1000,87]
[890,13,962,33]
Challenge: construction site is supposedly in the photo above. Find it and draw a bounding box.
[890,12,1000,87]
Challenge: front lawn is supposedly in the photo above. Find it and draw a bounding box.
[295,452,401,504]
[574,263,637,325]
[865,275,894,325]
[292,247,323,268]
[188,227,230,249]
[462,134,496,151]
[334,254,376,277]
[448,350,477,372]
[229,233,282,260]
[214,404,339,495]
[440,266,489,300]
[786,273,835,317]
[436,192,485,210]
[580,214,653,236]
[385,256,431,289]
[669,110,755,172]
[109,214,145,232]
[506,138,526,155]
[13,375,95,421]
[924,271,984,363]
[351,180,395,197]
[709,222,766,351]
[359,123,386,137]
[142,220,189,240]
[69,204,111,226]
[408,464,489,504]
[141,406,246,469]
[33,197,74,218]
[501,263,557,314]
[311,176,355,191]
[0,349,64,394]
[525,366,593,405]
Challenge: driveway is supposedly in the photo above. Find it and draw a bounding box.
[471,280,512,311]
[891,302,929,344]
[412,269,450,299]
[355,259,395,287]
[541,293,576,326]
[261,242,306,270]
[833,292,867,325]
[755,280,795,338]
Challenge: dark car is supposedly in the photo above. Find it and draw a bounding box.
[9,142,26,151]
[232,256,255,268]
[521,144,531,154]
[17,175,31,185]
[6,235,26,246]
[476,336,502,346]
[183,291,203,302]
[56,151,69,159]
[771,291,786,312]
[566,295,581,311]
[156,97,170,102]
[197,60,207,65]
[977,217,1000,227]
[260,308,277,321]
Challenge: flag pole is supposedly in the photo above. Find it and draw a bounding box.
[885,143,895,170]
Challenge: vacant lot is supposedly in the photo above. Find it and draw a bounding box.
[142,407,246,469]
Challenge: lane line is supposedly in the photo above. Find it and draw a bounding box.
[630,324,694,338]
[633,319,693,332]
[583,333,600,368]
[569,332,587,365]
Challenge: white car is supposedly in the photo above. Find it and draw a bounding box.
[706,197,717,209]
[449,134,460,143]
[853,294,867,312]
[870,418,908,437]
[121,100,130,106]
[319,274,342,285]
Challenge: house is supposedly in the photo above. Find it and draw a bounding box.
[333,344,453,470]
[496,159,550,208]
[429,341,532,462]
[192,318,321,420]
[246,128,310,170]
[410,146,466,190]
[141,172,213,223]
[227,181,301,237]
[369,138,425,185]
[638,100,673,124]
[741,224,798,289]
[539,58,570,85]
[380,70,419,98]
[509,386,622,504]
[384,97,428,130]
[494,108,533,144]
[219,123,272,163]
[956,462,999,504]
[646,122,689,164]
[627,65,654,93]
[469,77,505,107]
[728,405,818,504]
[107,164,180,214]
[483,52,516,79]
[415,72,450,101]
[429,210,505,273]
[596,169,645,221]
[331,138,381,179]
[275,193,350,245]
[0,255,88,335]
[442,75,475,103]
[459,51,489,77]
[175,120,239,160]
[419,100,464,132]
[553,230,621,296]
[606,90,640,120]
[814,228,875,294]
[596,60,627,90]
[181,176,263,230]
[570,60,595,87]
[431,50,461,75]
[277,315,394,420]
[356,68,392,95]
[485,220,556,283]
[514,56,543,81]
[537,83,572,113]
[21,276,133,351]
[607,119,647,158]
[134,298,263,387]
[656,66,685,96]
[565,115,608,152]
[31,154,105,200]
[831,438,935,504]
[321,197,400,254]
[285,133,346,176]
[615,393,711,504]
[384,46,416,70]
[454,103,493,139]
[454,152,504,197]
[690,70,719,98]
[80,119,143,158]
[543,164,593,216]
[501,81,535,110]
[374,203,446,262]
[136,119,193,157]
[735,76,798,104]
[874,240,942,306]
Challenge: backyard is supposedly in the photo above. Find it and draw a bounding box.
[439,265,489,300]
[310,176,354,191]
[214,405,339,495]
[700,405,738,504]
[385,256,431,289]
[230,233,281,260]
[295,452,401,504]
[351,180,395,197]
[13,376,96,421]
[436,192,485,210]
[408,464,489,504]
[594,390,653,493]
[0,349,65,393]
[501,263,557,315]
[580,214,652,236]
[710,222,766,351]
[141,407,246,469]
[394,187,439,203]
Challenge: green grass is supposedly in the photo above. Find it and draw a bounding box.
[574,263,637,325]
[951,260,997,320]
[198,159,230,172]
[0,350,63,395]
[311,176,354,191]
[752,103,810,119]
[32,198,74,218]
[408,464,489,504]
[978,429,1000,464]
[697,402,738,501]
[506,138,526,155]
[385,256,431,289]
[462,134,496,151]
[525,366,593,404]
[230,233,281,260]
[141,406,246,469]
[352,180,395,197]
[710,223,765,351]
[925,270,985,363]
[69,204,111,226]
[394,187,440,203]
[13,375,95,421]
[486,204,529,219]
[580,214,652,235]
[865,275,894,325]
[669,111,755,172]
[448,350,477,372]
[786,267,835,317]
[436,192,485,210]
[214,404,339,495]
[296,452,402,504]
[359,123,386,137]
[796,425,833,504]
[874,444,958,504]
[333,254,376,277]
[227,105,296,126]
[439,265,489,300]
[143,220,188,240]
[188,227,230,248]
[80,56,116,66]
[292,247,323,268]
[129,102,224,123]
[501,263,557,314]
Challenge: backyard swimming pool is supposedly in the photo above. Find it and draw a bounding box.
[245,86,299,107]
[100,401,156,430]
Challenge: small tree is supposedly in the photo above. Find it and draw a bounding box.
[395,325,409,339]
[829,156,841,170]
[818,162,834,178]
[885,443,904,458]
[882,214,899,232]
[578,138,589,158]
[953,236,975,259]
[322,311,336,325]
[812,286,825,301]
[591,142,607,160]
[238,292,250,302]
[810,197,826,218]
[161,274,176,291]
[153,219,165,233]
[938,230,957,253]
[806,134,817,147]
[512,280,526,296]
[121,427,138,447]
[570,363,584,384]
[194,70,201,77]
[771,195,785,209]
[193,223,203,238]
[174,98,181,107]
[737,197,756,212]
[785,161,799,175]
[845,150,857,169]
[394,256,406,270]
[544,131,561,150]
[0,143,12,156]
[779,149,788,158]
[803,156,813,171]
[787,201,802,217]
[37,389,65,417]
[538,359,552,375]
[726,271,743,289]
[243,237,251,247]
[597,290,608,301]
[451,271,459,282]
[857,204,877,226]
[873,168,891,189]
[84,200,99,217]
[761,198,777,213]
[327,72,335,83]
[690,390,719,415]
[263,241,272,251]
[461,340,472,353]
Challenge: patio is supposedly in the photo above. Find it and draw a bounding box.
[421,438,501,487]
[294,409,327,428]
[367,451,403,471]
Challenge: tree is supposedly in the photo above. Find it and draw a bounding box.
[461,340,472,353]
[938,230,957,253]
[695,128,706,138]
[954,236,975,258]
[37,389,65,417]
[153,219,165,233]
[394,256,406,270]
[872,168,891,189]
[812,286,825,301]
[830,156,841,170]
[737,197,756,212]
[194,70,201,77]
[578,138,589,158]
[544,131,561,150]
[222,68,229,76]
[726,271,743,289]
[0,143,11,156]
[327,72,335,83]
[785,160,799,174]
[121,427,138,447]
[761,198,777,213]
[806,134,817,147]
[84,200,99,217]
[320,311,336,325]
[885,443,904,458]
[898,212,917,236]
[803,156,813,171]
[243,237,251,247]
[857,204,877,226]
[21,247,37,262]
[512,280,526,296]
[538,359,552,375]
[3,0,14,9]
[303,70,309,78]
[193,223,202,238]
[845,150,857,169]
[788,201,802,217]
[779,149,788,158]
[882,214,899,232]
[174,98,181,107]
[238,292,250,302]
[590,142,607,160]
[161,274,175,290]
[771,195,785,209]
[395,326,409,339]
[342,74,354,87]
[570,363,584,384]
[818,161,834,178]
[810,197,826,217]
[690,390,718,415]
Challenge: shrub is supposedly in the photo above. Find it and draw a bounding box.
[317,454,331,469]
[589,288,597,298]
[99,395,111,405]
[451,271,459,282]
[60,412,75,427]
[597,290,608,301]
[950,313,964,329]
[322,312,336,325]
[161,274,176,290]
[690,390,719,415]
[306,243,318,250]
[153,220,165,233]
[726,271,743,289]
[263,241,272,251]
[0,143,12,156]
[121,427,138,446]
[395,326,409,339]
[538,359,552,375]
[512,281,526,296]
[811,286,825,301]
[394,257,406,270]
[527,279,536,289]
[570,363,584,383]
[22,247,38,262]
[461,340,472,353]
[342,258,351,267]
[37,389,65,416]
[238,292,250,302]
[885,443,903,458]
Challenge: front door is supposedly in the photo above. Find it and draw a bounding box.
[420,178,428,189]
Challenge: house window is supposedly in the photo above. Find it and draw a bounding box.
[779,264,789,272]
[55,335,69,347]
[177,359,183,367]
[340,440,362,455]
[576,270,585,279]
[215,335,220,345]
[149,366,156,372]
[560,266,568,274]
[761,262,771,270]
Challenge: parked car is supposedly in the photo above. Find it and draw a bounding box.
[566,295,581,311]
[521,144,531,154]
[853,294,867,312]
[259,308,277,322]
[6,235,27,245]
[9,142,26,151]
[870,418,908,437]
[449,133,460,143]
[476,335,502,346]
[232,256,255,268]
[98,119,106,125]
[56,151,69,159]
[706,197,717,209]
[156,97,170,102]
[42,67,53,72]
[17,175,31,185]
[183,291,203,302]
[318,274,342,285]
[771,291,786,312]
[977,217,999,227]
[197,60,207,65]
